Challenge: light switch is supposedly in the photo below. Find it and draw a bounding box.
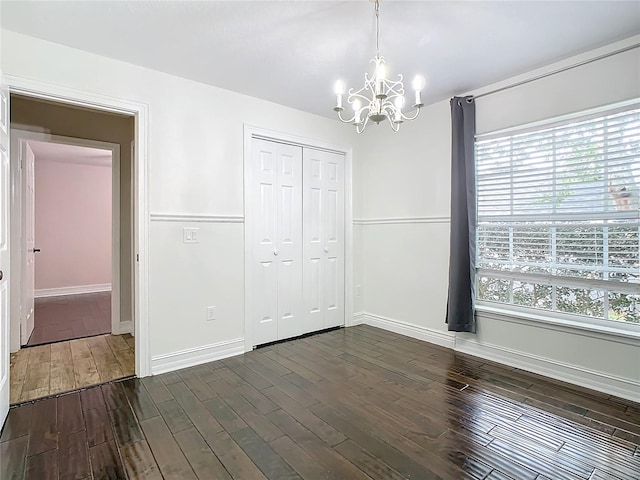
[183,227,199,244]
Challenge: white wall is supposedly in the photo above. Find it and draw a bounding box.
[356,36,640,401]
[1,30,357,367]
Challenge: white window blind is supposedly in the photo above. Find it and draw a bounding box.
[476,103,640,324]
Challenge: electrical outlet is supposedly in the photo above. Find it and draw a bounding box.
[207,306,216,321]
[355,285,362,296]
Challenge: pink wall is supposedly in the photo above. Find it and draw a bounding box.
[35,157,112,290]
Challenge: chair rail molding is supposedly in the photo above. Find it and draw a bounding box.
[150,213,244,223]
[354,216,451,225]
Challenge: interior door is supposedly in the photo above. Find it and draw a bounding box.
[0,84,11,424]
[322,150,345,328]
[249,139,303,346]
[274,143,303,340]
[22,142,35,345]
[303,148,345,330]
[249,139,279,346]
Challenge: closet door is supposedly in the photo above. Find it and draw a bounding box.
[303,149,345,331]
[275,144,303,340]
[249,139,303,346]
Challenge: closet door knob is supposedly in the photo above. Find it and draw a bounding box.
[324,247,329,253]
[274,249,279,256]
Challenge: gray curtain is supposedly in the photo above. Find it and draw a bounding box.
[446,96,477,333]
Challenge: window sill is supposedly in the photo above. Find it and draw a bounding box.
[475,303,640,346]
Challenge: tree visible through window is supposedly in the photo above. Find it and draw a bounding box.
[476,103,640,324]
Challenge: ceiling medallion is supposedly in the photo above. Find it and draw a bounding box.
[333,0,424,133]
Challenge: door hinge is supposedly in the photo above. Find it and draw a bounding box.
[136,254,139,262]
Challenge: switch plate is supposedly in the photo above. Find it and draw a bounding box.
[355,285,362,296]
[207,306,216,321]
[183,227,199,244]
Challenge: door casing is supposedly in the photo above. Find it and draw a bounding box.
[243,124,354,352]
[1,74,151,378]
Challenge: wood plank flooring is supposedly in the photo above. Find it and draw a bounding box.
[10,334,135,403]
[27,292,111,346]
[2,325,639,479]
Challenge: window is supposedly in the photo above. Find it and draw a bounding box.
[475,102,640,325]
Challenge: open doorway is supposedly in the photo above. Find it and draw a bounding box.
[22,138,117,346]
[8,95,136,404]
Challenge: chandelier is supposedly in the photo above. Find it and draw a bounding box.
[333,0,424,133]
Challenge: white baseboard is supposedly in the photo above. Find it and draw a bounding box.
[113,320,133,335]
[151,337,244,375]
[35,283,112,298]
[455,337,640,402]
[358,311,639,402]
[350,312,365,326]
[361,312,455,349]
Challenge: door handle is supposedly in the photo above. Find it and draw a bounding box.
[273,249,279,256]
[0,270,3,281]
[32,248,41,253]
[324,246,329,253]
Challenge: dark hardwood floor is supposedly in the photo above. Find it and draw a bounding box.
[27,292,111,346]
[2,325,639,479]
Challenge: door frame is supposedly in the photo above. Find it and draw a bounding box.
[2,74,151,377]
[243,124,354,352]
[10,130,122,346]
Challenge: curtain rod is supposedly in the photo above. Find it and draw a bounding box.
[472,43,640,101]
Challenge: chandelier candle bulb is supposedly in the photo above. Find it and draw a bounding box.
[394,96,404,122]
[375,62,386,99]
[414,89,422,108]
[334,81,344,111]
[412,75,425,107]
[353,99,362,124]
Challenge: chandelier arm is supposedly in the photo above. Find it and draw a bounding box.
[400,107,422,121]
[390,118,400,132]
[357,114,371,134]
[348,90,373,102]
[336,110,356,124]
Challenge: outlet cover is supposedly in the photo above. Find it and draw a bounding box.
[207,306,216,321]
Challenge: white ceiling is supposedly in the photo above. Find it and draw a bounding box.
[2,1,639,118]
[28,140,112,167]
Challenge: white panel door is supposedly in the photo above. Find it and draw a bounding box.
[303,149,345,330]
[0,85,10,425]
[249,139,303,345]
[22,142,35,345]
[250,139,279,346]
[302,149,324,332]
[275,144,303,340]
[322,151,345,328]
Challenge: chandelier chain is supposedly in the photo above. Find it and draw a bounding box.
[375,0,380,58]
